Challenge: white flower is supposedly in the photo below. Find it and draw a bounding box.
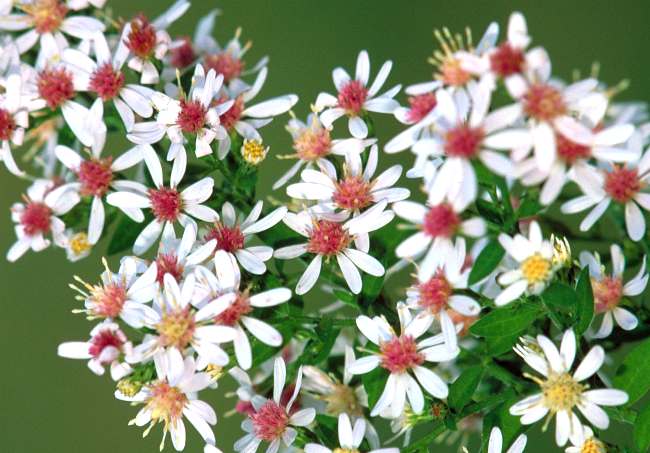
[286,145,409,215]
[305,413,398,453]
[7,178,77,261]
[510,329,629,446]
[564,427,606,453]
[128,65,232,160]
[561,149,650,241]
[0,0,105,65]
[405,238,481,352]
[193,250,291,370]
[315,50,400,138]
[106,145,218,255]
[495,221,556,306]
[62,32,154,131]
[235,357,316,453]
[60,230,93,262]
[273,202,393,295]
[121,354,217,452]
[57,320,133,380]
[347,304,458,418]
[487,426,527,453]
[579,244,647,338]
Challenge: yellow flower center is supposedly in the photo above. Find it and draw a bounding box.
[205,364,224,382]
[241,139,268,165]
[145,381,188,429]
[323,383,363,417]
[541,373,584,412]
[581,437,606,453]
[156,307,195,349]
[69,232,92,256]
[116,379,142,398]
[333,449,360,453]
[521,253,552,284]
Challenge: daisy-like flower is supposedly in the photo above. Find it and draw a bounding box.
[273,202,393,295]
[61,32,154,131]
[405,238,481,352]
[348,304,458,418]
[194,250,291,370]
[510,328,629,446]
[579,244,647,338]
[57,320,133,380]
[122,354,217,452]
[0,0,105,64]
[305,413,398,453]
[235,357,316,453]
[564,427,606,453]
[273,112,371,189]
[561,149,650,241]
[60,229,93,262]
[198,200,287,275]
[315,50,400,139]
[0,64,34,176]
[119,0,191,84]
[128,65,233,160]
[71,257,159,328]
[106,146,218,255]
[7,178,78,261]
[486,427,527,453]
[286,145,410,215]
[495,220,556,306]
[128,273,237,370]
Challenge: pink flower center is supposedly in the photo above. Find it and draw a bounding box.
[523,83,567,122]
[125,15,156,59]
[89,63,125,101]
[20,201,52,236]
[591,276,623,313]
[37,67,74,109]
[423,203,460,238]
[417,270,452,313]
[156,306,196,349]
[294,127,331,161]
[307,220,351,256]
[250,401,289,441]
[489,42,525,77]
[24,0,67,34]
[556,133,591,164]
[380,335,424,374]
[443,124,485,159]
[78,157,114,197]
[155,253,185,285]
[604,166,642,203]
[439,57,471,86]
[218,95,244,130]
[145,381,188,426]
[333,175,373,211]
[337,80,368,115]
[91,283,127,318]
[0,108,16,141]
[170,37,196,69]
[205,222,245,253]
[149,187,182,222]
[204,52,244,83]
[215,292,252,326]
[88,328,126,362]
[177,99,207,134]
[406,92,437,123]
[236,400,256,416]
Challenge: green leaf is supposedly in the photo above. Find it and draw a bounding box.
[634,404,650,451]
[476,198,503,225]
[470,301,542,337]
[614,337,650,405]
[361,366,388,409]
[448,365,484,410]
[574,266,594,335]
[481,395,524,452]
[542,282,576,309]
[107,215,147,256]
[485,334,519,356]
[515,194,543,219]
[468,241,505,285]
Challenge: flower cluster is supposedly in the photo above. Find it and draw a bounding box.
[2,3,649,452]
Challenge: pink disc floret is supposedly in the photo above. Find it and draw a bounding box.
[444,124,484,159]
[125,14,157,59]
[592,276,623,313]
[338,79,368,115]
[204,52,244,83]
[149,187,182,222]
[417,270,453,313]
[88,328,126,363]
[177,99,207,134]
[78,157,114,197]
[0,108,16,141]
[489,42,525,77]
[20,201,52,236]
[251,401,289,441]
[380,335,424,374]
[406,92,437,123]
[38,67,74,109]
[422,203,461,238]
[215,293,252,326]
[205,222,245,253]
[333,175,373,211]
[307,220,351,256]
[604,166,642,203]
[155,253,185,284]
[523,83,566,121]
[89,63,125,101]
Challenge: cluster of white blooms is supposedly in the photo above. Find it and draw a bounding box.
[2,2,649,452]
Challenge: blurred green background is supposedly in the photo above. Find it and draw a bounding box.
[2,0,650,451]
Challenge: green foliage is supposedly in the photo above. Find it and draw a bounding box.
[107,214,148,255]
[448,365,484,410]
[468,240,505,285]
[574,266,595,335]
[361,366,388,409]
[634,403,650,452]
[470,301,542,337]
[614,337,650,405]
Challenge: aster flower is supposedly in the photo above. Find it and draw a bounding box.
[7,178,78,261]
[106,145,218,255]
[61,32,154,131]
[57,320,133,380]
[315,50,400,139]
[486,427,527,453]
[235,357,316,453]
[348,303,458,418]
[579,244,647,338]
[286,145,410,215]
[561,149,650,241]
[60,229,93,262]
[273,201,393,295]
[510,329,629,446]
[121,354,217,452]
[494,221,557,306]
[128,65,233,160]
[564,427,606,453]
[305,413,398,453]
